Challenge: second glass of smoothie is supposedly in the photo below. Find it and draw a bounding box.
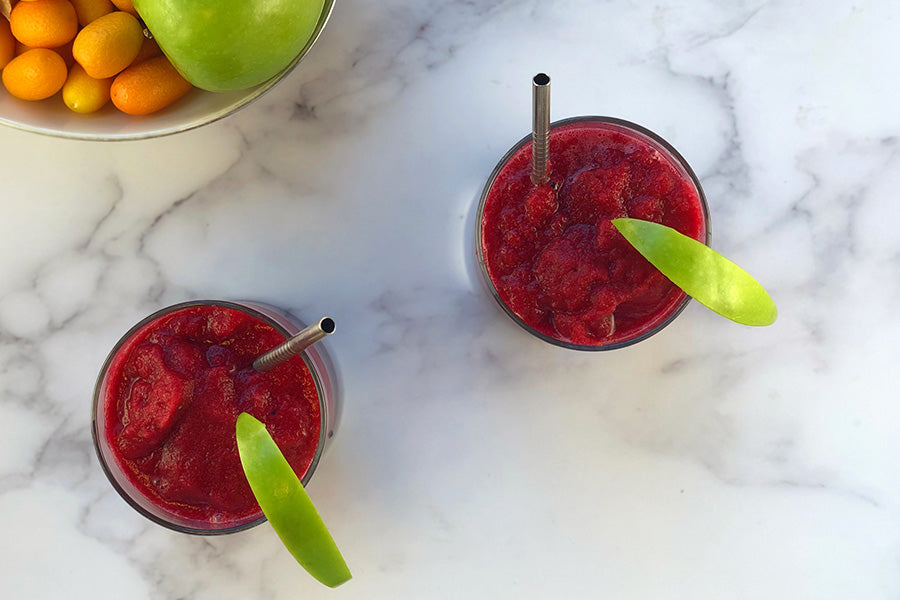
[92,300,341,534]
[476,116,711,350]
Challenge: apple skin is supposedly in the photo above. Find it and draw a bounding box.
[133,0,325,92]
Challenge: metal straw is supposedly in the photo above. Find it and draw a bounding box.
[530,73,551,185]
[253,317,335,372]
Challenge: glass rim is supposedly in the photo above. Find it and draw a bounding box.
[91,299,331,535]
[475,115,713,351]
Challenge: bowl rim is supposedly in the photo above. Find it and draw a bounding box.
[0,0,336,141]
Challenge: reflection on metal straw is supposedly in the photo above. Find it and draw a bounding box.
[530,73,551,185]
[253,317,335,372]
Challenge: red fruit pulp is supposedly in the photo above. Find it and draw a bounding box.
[479,119,707,347]
[101,304,321,527]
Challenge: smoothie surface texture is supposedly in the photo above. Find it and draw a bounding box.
[480,121,706,346]
[102,305,321,525]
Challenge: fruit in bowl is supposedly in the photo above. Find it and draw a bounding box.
[0,0,334,139]
[3,1,191,114]
[134,0,326,92]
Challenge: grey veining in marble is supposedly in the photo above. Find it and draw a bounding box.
[2,0,899,598]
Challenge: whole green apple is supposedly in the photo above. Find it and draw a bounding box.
[133,0,327,92]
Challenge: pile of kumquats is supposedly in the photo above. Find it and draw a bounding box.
[0,0,192,115]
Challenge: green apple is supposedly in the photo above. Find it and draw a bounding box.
[133,0,327,92]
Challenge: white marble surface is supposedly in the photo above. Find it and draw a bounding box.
[2,0,899,597]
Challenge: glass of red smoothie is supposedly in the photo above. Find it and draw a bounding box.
[476,116,711,350]
[92,300,341,534]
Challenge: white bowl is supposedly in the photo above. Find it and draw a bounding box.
[0,0,334,141]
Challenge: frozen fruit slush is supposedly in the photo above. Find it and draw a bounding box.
[478,118,708,348]
[97,303,322,529]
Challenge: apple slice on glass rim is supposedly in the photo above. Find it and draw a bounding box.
[612,218,777,326]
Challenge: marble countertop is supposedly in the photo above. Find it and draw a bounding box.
[2,1,898,598]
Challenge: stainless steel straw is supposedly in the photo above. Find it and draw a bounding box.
[530,73,551,185]
[253,317,335,372]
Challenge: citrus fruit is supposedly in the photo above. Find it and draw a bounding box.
[0,19,15,70]
[72,10,142,78]
[9,0,78,48]
[130,36,161,66]
[110,55,192,115]
[70,0,114,27]
[62,61,111,112]
[109,0,136,15]
[2,47,67,100]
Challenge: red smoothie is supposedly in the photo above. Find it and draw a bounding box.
[478,117,709,349]
[93,301,329,533]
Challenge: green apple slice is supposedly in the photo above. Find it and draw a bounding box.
[236,413,351,588]
[611,218,777,326]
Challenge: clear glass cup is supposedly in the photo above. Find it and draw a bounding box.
[91,299,342,535]
[475,116,712,351]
